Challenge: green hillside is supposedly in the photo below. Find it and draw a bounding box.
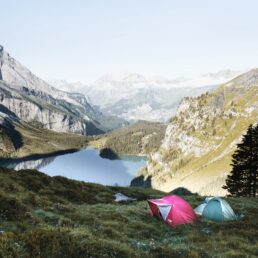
[0,119,88,158]
[0,168,257,257]
[140,69,258,195]
[90,120,167,155]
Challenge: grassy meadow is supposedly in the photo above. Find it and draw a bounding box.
[0,167,257,258]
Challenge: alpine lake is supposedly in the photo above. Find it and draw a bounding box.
[0,147,146,186]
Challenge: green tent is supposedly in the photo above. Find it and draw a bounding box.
[195,197,237,222]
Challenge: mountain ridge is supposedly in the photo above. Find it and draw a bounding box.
[0,45,126,135]
[133,69,258,195]
[48,69,242,122]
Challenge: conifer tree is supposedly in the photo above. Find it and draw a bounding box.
[223,123,258,197]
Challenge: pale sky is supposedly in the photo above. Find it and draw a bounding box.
[1,0,258,83]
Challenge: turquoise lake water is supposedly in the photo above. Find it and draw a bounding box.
[0,147,146,186]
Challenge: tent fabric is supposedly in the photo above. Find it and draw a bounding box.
[147,195,198,227]
[194,203,207,216]
[203,199,223,221]
[219,199,237,221]
[195,197,237,222]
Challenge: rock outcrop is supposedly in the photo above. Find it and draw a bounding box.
[0,113,22,156]
[0,81,89,134]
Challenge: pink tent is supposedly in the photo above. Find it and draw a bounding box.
[147,195,198,227]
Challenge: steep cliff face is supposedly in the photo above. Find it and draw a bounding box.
[0,46,125,135]
[0,81,89,134]
[138,69,258,195]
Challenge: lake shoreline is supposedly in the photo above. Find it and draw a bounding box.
[0,148,79,163]
[0,135,146,162]
[0,147,147,187]
[89,139,148,158]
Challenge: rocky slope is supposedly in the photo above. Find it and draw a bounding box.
[0,116,20,156]
[0,45,125,135]
[49,71,242,122]
[133,69,258,195]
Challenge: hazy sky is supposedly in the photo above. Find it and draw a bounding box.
[1,0,258,83]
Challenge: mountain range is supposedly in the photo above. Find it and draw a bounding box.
[48,70,242,122]
[0,45,126,136]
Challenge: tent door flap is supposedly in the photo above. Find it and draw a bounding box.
[158,205,172,220]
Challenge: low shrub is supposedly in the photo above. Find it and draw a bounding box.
[0,192,28,220]
[21,229,81,258]
[79,238,134,258]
